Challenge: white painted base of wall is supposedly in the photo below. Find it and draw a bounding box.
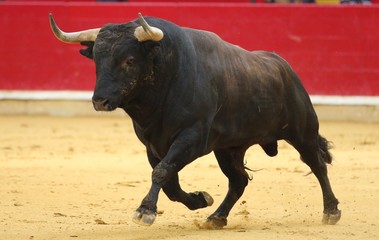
[0,91,93,101]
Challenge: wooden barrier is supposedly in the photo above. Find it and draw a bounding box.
[0,2,378,98]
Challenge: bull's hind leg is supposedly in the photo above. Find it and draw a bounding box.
[204,147,249,229]
[291,134,341,225]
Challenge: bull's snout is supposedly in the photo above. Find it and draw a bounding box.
[92,98,113,111]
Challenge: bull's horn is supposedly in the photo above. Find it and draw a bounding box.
[49,13,100,43]
[134,13,164,42]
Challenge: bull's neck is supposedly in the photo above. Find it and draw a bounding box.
[122,82,167,128]
[122,33,189,129]
[122,60,175,129]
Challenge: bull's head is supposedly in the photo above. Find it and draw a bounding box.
[49,13,164,111]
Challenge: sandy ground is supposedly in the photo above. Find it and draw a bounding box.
[1,115,378,240]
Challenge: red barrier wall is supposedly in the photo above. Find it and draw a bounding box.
[0,2,378,96]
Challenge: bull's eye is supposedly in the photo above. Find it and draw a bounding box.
[121,56,135,69]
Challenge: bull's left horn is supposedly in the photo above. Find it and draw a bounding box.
[49,13,100,43]
[134,13,164,42]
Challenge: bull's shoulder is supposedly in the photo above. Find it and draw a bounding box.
[251,50,282,60]
[182,27,225,50]
[250,50,292,68]
[183,27,221,41]
[182,27,252,59]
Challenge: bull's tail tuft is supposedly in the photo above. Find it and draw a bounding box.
[318,135,333,164]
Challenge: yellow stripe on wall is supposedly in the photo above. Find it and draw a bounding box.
[316,0,340,4]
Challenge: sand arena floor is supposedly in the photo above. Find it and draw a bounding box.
[1,115,378,240]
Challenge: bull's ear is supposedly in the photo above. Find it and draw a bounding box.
[143,41,161,58]
[79,41,95,59]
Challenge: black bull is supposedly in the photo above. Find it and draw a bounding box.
[50,13,341,228]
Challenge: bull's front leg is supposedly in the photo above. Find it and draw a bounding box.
[132,180,161,226]
[132,160,178,226]
[132,126,209,226]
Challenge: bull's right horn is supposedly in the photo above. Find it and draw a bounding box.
[49,13,100,43]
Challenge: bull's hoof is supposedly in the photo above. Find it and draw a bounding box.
[132,209,157,226]
[203,216,227,229]
[322,209,341,225]
[194,191,214,207]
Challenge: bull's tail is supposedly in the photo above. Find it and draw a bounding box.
[318,134,333,164]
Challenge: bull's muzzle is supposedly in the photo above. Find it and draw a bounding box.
[92,98,113,111]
